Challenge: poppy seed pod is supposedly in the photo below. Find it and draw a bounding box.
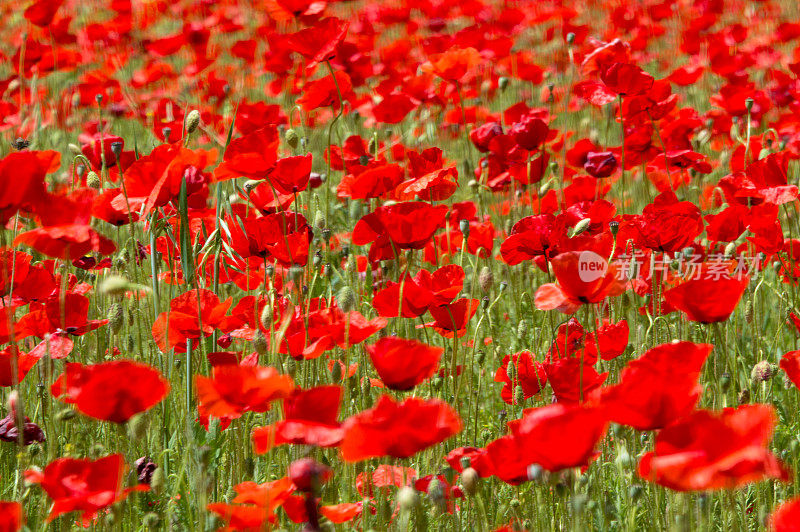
[253,330,268,356]
[459,219,470,237]
[162,127,172,143]
[259,304,272,330]
[751,361,777,383]
[110,141,123,159]
[461,467,479,495]
[498,76,509,91]
[185,110,201,134]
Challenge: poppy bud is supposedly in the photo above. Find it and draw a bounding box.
[285,358,297,377]
[107,303,124,334]
[751,361,777,383]
[127,414,148,440]
[289,458,332,493]
[499,281,508,292]
[513,385,525,405]
[427,478,446,513]
[185,110,201,134]
[349,200,363,221]
[516,320,528,341]
[498,76,509,91]
[330,361,342,382]
[538,179,553,197]
[398,486,418,511]
[150,465,165,494]
[56,408,76,421]
[259,305,272,330]
[459,219,470,238]
[86,171,102,190]
[571,218,592,237]
[143,513,161,530]
[253,331,268,356]
[738,388,750,404]
[313,211,326,230]
[468,179,479,191]
[285,128,299,149]
[723,242,736,258]
[461,467,479,496]
[68,143,82,155]
[243,180,260,193]
[479,268,494,293]
[745,300,754,324]
[566,32,575,45]
[100,275,131,297]
[336,286,357,312]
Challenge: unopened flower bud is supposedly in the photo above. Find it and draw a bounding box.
[398,486,418,511]
[461,467,479,496]
[285,128,299,149]
[185,110,201,134]
[86,171,101,190]
[571,218,591,237]
[478,266,493,293]
[498,76,509,91]
[336,286,357,312]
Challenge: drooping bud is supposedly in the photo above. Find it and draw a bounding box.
[86,171,102,190]
[461,467,479,496]
[285,128,299,149]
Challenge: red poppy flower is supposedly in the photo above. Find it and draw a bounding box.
[213,126,280,182]
[425,298,480,338]
[420,47,482,83]
[51,361,170,424]
[0,501,22,531]
[270,154,313,194]
[445,447,494,478]
[340,395,462,461]
[356,464,416,497]
[0,346,40,387]
[638,404,791,491]
[337,161,405,200]
[367,337,443,391]
[373,92,418,124]
[120,145,215,215]
[500,214,559,265]
[372,265,463,318]
[0,150,58,224]
[663,275,748,323]
[15,291,107,339]
[252,386,344,453]
[297,71,353,111]
[535,251,626,314]
[544,357,608,404]
[24,0,64,26]
[486,404,608,484]
[585,319,629,361]
[509,114,549,151]
[283,17,349,64]
[593,342,712,430]
[494,351,547,405]
[152,289,232,352]
[352,202,448,262]
[636,191,703,252]
[600,62,654,97]
[195,364,294,419]
[780,351,800,390]
[770,497,800,532]
[25,454,148,522]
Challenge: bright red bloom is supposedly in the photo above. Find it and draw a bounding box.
[367,337,442,391]
[298,71,353,111]
[638,404,791,491]
[353,202,448,263]
[0,346,40,387]
[340,395,462,461]
[593,342,712,430]
[0,150,58,224]
[356,464,416,497]
[195,364,294,419]
[544,357,608,404]
[283,17,348,63]
[500,214,559,265]
[420,47,482,83]
[535,251,625,314]
[663,275,748,323]
[636,191,703,252]
[51,361,170,424]
[372,265,464,318]
[0,501,22,531]
[426,298,480,338]
[214,126,280,182]
[25,455,147,522]
[494,351,547,405]
[770,496,800,532]
[600,62,654,97]
[24,0,64,26]
[252,386,344,453]
[152,289,232,352]
[780,351,800,390]
[486,404,608,484]
[509,114,549,151]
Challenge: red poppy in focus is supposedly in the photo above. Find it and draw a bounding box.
[25,454,148,522]
[593,342,712,430]
[213,126,280,182]
[425,298,480,338]
[535,251,625,314]
[196,364,294,420]
[0,150,57,224]
[298,71,353,111]
[51,361,170,424]
[252,385,344,453]
[638,404,791,491]
[636,191,703,253]
[663,275,748,323]
[340,395,462,461]
[486,404,608,484]
[494,351,547,405]
[600,62,654,97]
[353,202,448,263]
[283,17,349,64]
[367,337,443,391]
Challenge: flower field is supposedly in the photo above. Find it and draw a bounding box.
[3,0,800,530]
